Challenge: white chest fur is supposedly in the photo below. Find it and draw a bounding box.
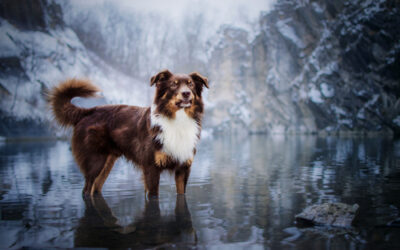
[151,106,199,163]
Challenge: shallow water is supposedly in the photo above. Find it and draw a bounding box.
[0,135,400,249]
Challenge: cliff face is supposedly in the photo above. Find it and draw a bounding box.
[0,0,64,31]
[0,0,63,136]
[0,0,147,137]
[207,0,400,135]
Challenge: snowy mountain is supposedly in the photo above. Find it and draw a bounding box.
[0,0,399,137]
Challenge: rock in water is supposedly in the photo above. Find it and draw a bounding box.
[295,203,359,227]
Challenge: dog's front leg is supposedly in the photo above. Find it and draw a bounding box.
[175,164,191,195]
[143,167,161,197]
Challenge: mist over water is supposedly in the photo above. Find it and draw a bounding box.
[1,136,399,248]
[60,0,276,79]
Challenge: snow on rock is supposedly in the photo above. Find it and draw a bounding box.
[0,5,149,137]
[309,85,324,104]
[207,0,400,135]
[276,18,306,49]
[320,83,334,98]
[0,21,21,57]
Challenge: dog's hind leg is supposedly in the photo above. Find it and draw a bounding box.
[81,154,108,197]
[91,155,118,195]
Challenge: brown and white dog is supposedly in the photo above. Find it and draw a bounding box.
[49,70,208,197]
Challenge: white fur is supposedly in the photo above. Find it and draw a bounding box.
[151,104,199,163]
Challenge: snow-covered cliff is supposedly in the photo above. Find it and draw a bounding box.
[0,0,149,137]
[207,0,400,135]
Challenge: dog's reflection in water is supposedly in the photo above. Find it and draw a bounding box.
[74,195,197,248]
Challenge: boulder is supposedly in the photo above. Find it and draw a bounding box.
[295,202,359,227]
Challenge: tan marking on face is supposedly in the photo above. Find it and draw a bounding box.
[155,151,169,167]
[166,95,180,118]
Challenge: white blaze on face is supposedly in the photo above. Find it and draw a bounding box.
[178,85,192,108]
[179,85,191,94]
[151,105,199,163]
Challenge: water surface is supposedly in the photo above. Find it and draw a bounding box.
[0,135,400,249]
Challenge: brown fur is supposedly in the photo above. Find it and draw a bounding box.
[49,70,208,197]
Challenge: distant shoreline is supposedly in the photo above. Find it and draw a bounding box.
[0,136,67,143]
[0,131,395,143]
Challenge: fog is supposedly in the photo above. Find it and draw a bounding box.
[68,0,275,30]
[60,0,276,80]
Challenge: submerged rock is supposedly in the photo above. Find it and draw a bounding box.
[296,202,359,227]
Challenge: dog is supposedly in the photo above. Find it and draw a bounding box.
[49,70,208,197]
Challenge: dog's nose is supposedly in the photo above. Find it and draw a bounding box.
[182,91,191,99]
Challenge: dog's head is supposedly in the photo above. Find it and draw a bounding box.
[150,70,208,118]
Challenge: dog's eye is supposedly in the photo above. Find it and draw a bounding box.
[171,81,178,88]
[188,81,194,88]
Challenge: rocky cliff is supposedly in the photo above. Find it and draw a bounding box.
[207,0,400,135]
[0,0,148,137]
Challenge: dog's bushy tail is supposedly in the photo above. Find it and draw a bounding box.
[48,79,100,127]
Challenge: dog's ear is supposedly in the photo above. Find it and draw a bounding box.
[150,70,173,86]
[189,72,209,89]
